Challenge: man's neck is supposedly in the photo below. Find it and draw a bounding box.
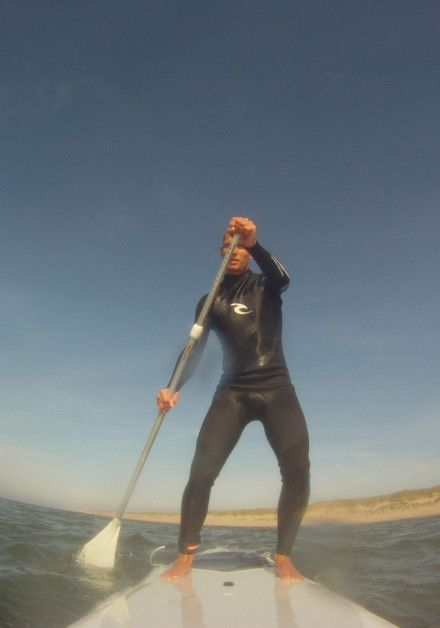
[225,269,249,279]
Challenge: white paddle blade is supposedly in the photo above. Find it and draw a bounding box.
[78,517,121,569]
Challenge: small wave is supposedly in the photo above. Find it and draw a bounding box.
[0,542,50,563]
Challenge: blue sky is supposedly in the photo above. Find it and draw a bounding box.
[1,1,439,512]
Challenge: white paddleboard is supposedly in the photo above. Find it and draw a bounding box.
[71,550,398,627]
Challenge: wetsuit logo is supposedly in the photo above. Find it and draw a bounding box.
[230,303,252,315]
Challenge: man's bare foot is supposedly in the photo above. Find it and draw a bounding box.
[170,574,196,597]
[161,554,194,581]
[274,553,304,582]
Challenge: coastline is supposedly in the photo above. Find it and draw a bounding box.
[83,486,440,527]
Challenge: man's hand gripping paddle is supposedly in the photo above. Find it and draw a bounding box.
[77,233,240,569]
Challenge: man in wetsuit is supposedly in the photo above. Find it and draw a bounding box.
[157,216,310,581]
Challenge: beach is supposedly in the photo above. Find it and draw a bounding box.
[86,485,440,527]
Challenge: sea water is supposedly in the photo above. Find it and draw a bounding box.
[0,497,438,627]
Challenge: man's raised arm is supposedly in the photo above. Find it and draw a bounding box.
[246,241,290,292]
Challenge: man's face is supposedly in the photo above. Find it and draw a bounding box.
[220,236,252,275]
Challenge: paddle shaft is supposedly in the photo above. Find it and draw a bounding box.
[116,233,240,519]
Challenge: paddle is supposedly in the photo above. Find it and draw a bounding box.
[78,232,240,569]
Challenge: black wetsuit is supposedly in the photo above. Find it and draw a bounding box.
[174,242,310,556]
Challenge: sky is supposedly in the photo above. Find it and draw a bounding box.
[1,1,439,513]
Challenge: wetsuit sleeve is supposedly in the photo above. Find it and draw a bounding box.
[167,295,211,390]
[245,241,290,293]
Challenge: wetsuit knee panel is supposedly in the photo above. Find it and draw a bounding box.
[187,471,218,490]
[276,439,310,478]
